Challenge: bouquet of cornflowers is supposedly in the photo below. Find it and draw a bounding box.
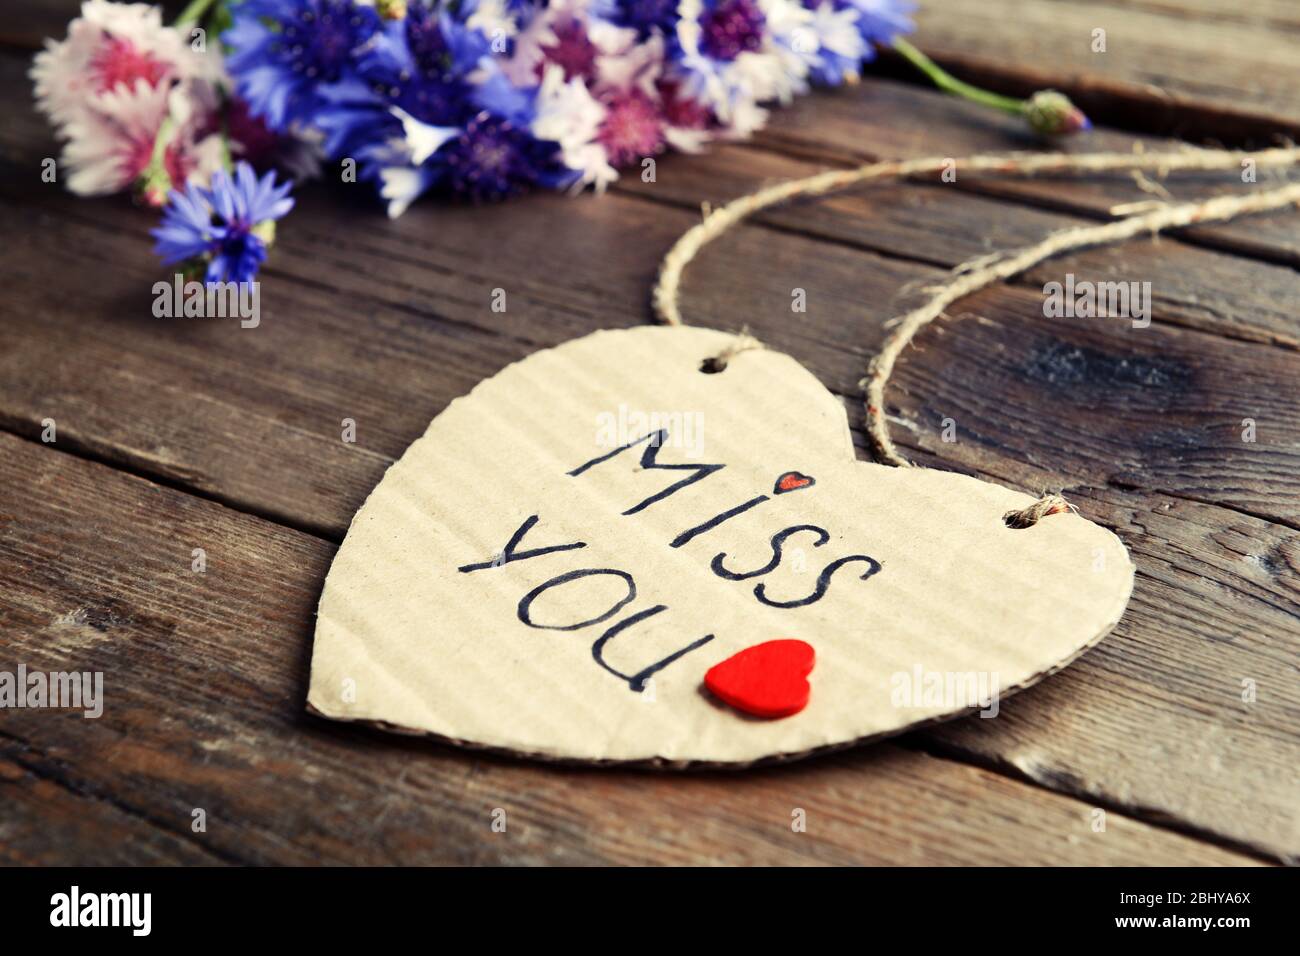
[32,0,1088,284]
[220,0,918,213]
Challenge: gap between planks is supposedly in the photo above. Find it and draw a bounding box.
[0,725,251,865]
[893,733,1284,865]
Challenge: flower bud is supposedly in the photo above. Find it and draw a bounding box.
[1025,90,1091,136]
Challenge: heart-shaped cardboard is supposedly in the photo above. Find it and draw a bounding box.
[309,327,1134,766]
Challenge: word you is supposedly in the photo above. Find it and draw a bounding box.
[1043,272,1151,328]
[459,429,881,692]
[153,274,260,328]
[0,664,102,718]
[50,886,151,936]
[890,665,1000,717]
[595,405,705,460]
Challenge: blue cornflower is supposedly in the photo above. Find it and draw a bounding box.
[440,110,576,203]
[224,0,383,130]
[313,3,489,177]
[593,0,681,40]
[831,0,915,53]
[371,4,486,128]
[152,163,295,284]
[307,4,573,213]
[404,0,493,76]
[376,93,577,216]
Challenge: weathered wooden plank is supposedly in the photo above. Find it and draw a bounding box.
[11,46,1293,353]
[0,1,201,50]
[8,144,1300,531]
[0,0,72,48]
[912,475,1300,862]
[617,143,1300,349]
[2,41,1296,861]
[743,76,1300,266]
[907,0,1300,139]
[0,179,936,538]
[3,184,1297,858]
[0,433,1261,865]
[5,11,1298,263]
[0,752,222,864]
[868,285,1300,526]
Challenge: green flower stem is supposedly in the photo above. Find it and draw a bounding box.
[173,0,220,29]
[149,115,176,169]
[891,36,1027,117]
[220,116,235,173]
[138,114,179,204]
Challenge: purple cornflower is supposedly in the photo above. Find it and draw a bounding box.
[442,111,575,202]
[596,0,681,40]
[152,162,295,283]
[698,0,766,61]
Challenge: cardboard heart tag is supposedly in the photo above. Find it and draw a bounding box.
[309,327,1134,766]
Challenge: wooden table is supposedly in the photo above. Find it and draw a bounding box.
[1,0,1296,865]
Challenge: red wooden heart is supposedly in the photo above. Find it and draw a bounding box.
[774,471,815,494]
[704,639,815,719]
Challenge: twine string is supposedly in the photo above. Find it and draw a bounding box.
[652,145,1300,522]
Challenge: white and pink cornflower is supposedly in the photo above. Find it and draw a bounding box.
[593,35,714,169]
[59,79,225,203]
[525,14,717,191]
[672,0,810,132]
[31,1,224,202]
[504,0,640,88]
[31,0,211,126]
[532,64,618,193]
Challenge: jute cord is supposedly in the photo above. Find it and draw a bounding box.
[652,145,1300,523]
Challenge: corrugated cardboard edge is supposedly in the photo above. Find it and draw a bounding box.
[306,328,1136,770]
[304,593,1129,770]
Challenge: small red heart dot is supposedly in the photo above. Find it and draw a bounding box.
[704,639,815,719]
[774,471,815,495]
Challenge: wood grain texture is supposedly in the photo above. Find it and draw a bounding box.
[0,0,194,48]
[4,55,1300,857]
[907,0,1300,140]
[0,433,1259,865]
[913,477,1300,862]
[1,4,1297,864]
[2,188,1297,857]
[0,754,221,865]
[6,48,1300,527]
[741,74,1300,266]
[617,141,1300,344]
